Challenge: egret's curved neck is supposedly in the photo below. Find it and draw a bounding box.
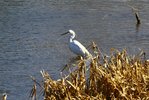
[69,33,75,42]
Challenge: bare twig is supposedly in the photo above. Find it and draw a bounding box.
[30,83,37,100]
[127,5,141,24]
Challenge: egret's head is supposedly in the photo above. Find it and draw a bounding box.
[68,30,75,35]
[61,29,75,36]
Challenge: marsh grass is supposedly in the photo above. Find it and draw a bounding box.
[30,43,149,100]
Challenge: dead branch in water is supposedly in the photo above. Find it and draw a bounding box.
[128,5,141,25]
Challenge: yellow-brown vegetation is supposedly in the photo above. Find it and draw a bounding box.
[30,43,149,100]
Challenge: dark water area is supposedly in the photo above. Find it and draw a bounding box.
[0,0,149,99]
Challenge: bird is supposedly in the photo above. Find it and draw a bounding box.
[61,30,92,58]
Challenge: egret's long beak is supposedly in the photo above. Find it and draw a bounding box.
[61,31,69,36]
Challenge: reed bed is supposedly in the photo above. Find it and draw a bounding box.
[30,43,149,100]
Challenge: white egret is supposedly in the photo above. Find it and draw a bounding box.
[61,30,92,58]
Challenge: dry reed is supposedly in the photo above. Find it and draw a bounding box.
[30,43,149,100]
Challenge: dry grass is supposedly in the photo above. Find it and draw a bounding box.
[30,43,149,100]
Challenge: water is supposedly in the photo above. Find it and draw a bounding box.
[0,0,149,99]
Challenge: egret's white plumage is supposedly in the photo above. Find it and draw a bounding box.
[62,30,91,58]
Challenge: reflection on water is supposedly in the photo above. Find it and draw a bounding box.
[0,0,149,99]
